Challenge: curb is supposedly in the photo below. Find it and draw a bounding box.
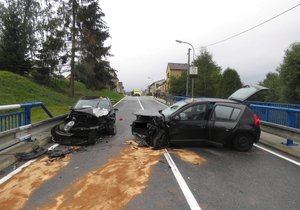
[259,136,300,159]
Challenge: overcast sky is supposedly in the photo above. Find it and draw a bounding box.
[101,0,300,92]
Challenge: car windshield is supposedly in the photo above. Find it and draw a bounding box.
[162,100,187,117]
[73,99,110,109]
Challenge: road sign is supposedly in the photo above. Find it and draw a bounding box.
[189,66,198,78]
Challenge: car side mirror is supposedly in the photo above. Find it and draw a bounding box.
[114,108,119,111]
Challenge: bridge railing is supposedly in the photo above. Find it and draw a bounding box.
[0,102,53,132]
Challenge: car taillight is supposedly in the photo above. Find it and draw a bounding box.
[253,114,260,127]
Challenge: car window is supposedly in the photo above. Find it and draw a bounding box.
[211,105,241,121]
[231,108,241,121]
[162,100,187,116]
[98,100,110,109]
[176,104,207,121]
[74,99,99,109]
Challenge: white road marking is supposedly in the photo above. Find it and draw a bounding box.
[254,144,300,166]
[113,96,126,107]
[0,144,59,184]
[137,97,144,110]
[154,98,169,107]
[164,149,201,210]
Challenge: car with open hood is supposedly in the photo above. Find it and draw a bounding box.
[52,96,118,145]
[131,85,268,151]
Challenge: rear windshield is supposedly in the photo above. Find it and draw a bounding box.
[228,86,258,101]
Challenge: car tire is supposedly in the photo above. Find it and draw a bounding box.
[232,133,254,152]
[107,123,116,135]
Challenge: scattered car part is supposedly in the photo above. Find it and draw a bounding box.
[15,146,47,161]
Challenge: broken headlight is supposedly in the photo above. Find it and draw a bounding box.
[64,121,75,132]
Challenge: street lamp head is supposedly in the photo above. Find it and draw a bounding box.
[175,40,183,43]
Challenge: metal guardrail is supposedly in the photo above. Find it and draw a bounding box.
[250,104,300,129]
[260,121,300,144]
[0,102,53,132]
[0,114,66,152]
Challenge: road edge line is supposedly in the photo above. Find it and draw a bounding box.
[164,149,201,210]
[254,144,300,166]
[0,143,59,184]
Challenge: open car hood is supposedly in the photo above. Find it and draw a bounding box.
[72,108,109,117]
[228,85,268,102]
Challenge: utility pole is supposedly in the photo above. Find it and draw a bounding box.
[70,0,76,97]
[186,48,191,96]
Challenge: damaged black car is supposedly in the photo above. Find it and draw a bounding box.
[52,96,118,145]
[131,85,268,152]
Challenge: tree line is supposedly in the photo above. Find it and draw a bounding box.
[0,0,116,93]
[169,42,300,104]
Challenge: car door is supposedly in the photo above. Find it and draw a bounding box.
[168,103,208,142]
[209,104,242,144]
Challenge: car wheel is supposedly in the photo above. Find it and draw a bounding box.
[232,133,254,152]
[107,123,116,135]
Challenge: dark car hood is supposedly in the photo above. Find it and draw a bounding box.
[133,110,161,117]
[71,108,109,117]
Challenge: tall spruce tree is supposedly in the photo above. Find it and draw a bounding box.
[278,42,300,103]
[193,50,222,97]
[218,68,242,98]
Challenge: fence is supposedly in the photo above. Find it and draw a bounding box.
[0,102,53,132]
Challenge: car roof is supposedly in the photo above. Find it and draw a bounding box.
[184,97,239,104]
[79,96,110,101]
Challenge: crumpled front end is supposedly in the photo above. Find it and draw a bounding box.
[51,108,111,145]
[131,114,168,148]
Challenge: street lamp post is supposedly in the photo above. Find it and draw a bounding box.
[175,40,196,98]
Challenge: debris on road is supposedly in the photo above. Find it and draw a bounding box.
[41,140,206,209]
[0,156,70,210]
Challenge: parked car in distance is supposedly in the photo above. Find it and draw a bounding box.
[131,85,268,152]
[52,96,118,145]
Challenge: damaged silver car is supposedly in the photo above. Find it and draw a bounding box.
[52,96,118,145]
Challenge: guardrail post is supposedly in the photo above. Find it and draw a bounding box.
[282,112,298,146]
[24,107,31,125]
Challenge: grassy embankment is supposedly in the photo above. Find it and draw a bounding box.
[0,71,124,122]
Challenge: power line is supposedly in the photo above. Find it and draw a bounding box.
[203,3,300,48]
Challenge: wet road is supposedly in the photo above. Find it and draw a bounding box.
[0,96,299,210]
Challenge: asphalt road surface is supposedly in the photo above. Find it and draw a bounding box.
[0,96,299,210]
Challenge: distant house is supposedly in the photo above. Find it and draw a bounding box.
[117,82,125,93]
[148,79,165,96]
[166,63,188,90]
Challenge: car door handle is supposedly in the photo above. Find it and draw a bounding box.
[225,129,231,132]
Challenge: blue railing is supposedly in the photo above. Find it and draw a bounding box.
[250,104,300,129]
[171,95,300,129]
[0,102,53,132]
